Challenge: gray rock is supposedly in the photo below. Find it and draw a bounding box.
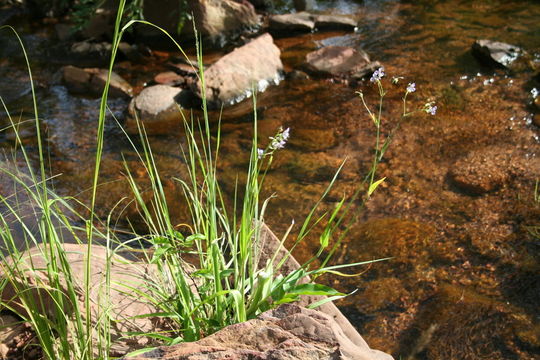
[126,85,187,135]
[124,304,393,360]
[471,39,523,69]
[305,46,378,79]
[269,12,315,32]
[194,33,283,108]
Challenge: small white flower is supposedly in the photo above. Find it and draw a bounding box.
[406,83,416,93]
[257,148,264,159]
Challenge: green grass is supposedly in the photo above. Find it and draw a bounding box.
[0,1,429,358]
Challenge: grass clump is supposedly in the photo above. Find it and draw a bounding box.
[0,1,435,358]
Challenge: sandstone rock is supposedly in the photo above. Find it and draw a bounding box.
[124,304,393,360]
[126,85,187,135]
[471,39,523,70]
[142,0,260,44]
[88,68,133,98]
[153,71,185,86]
[0,244,166,356]
[305,46,379,79]
[315,14,357,31]
[448,147,513,195]
[69,41,112,67]
[194,33,283,108]
[62,65,132,98]
[269,12,315,32]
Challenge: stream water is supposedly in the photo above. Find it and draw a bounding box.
[1,0,539,359]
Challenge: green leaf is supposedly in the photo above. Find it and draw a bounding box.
[368,177,386,196]
[288,283,345,297]
[307,294,347,309]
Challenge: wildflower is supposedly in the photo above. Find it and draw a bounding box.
[257,148,264,159]
[370,67,385,82]
[269,127,291,150]
[424,103,437,115]
[406,82,416,93]
[531,88,539,99]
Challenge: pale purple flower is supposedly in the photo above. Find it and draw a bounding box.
[370,67,385,82]
[282,127,290,141]
[269,127,291,150]
[257,148,264,159]
[425,104,437,115]
[406,82,416,93]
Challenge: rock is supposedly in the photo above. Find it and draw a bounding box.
[269,12,357,33]
[142,0,260,45]
[533,114,540,127]
[314,14,357,31]
[287,69,310,80]
[88,68,133,98]
[194,33,283,108]
[0,244,169,356]
[62,65,132,98]
[305,46,379,79]
[68,41,112,67]
[269,12,315,32]
[153,71,185,86]
[448,147,512,195]
[471,39,523,70]
[166,61,199,76]
[126,84,188,135]
[294,0,316,11]
[124,304,393,360]
[80,7,115,40]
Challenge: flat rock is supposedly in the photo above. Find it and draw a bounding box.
[305,46,378,79]
[0,244,167,356]
[269,12,315,32]
[126,84,187,135]
[153,71,185,86]
[314,14,357,30]
[194,33,283,108]
[62,65,132,98]
[123,304,393,360]
[471,39,523,69]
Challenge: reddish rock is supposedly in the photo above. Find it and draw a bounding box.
[194,33,283,108]
[305,46,380,79]
[123,304,393,360]
[62,65,132,98]
[269,12,315,32]
[153,71,185,86]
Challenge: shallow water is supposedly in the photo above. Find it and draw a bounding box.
[1,0,540,358]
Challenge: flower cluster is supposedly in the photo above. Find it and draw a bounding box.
[258,127,290,159]
[424,102,437,115]
[406,82,416,93]
[370,67,385,82]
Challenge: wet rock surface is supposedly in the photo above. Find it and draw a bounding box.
[304,46,379,79]
[193,33,283,108]
[124,304,392,360]
[269,12,357,33]
[471,39,524,70]
[126,85,187,135]
[62,66,133,98]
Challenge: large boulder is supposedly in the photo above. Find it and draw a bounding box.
[304,46,380,79]
[0,244,167,356]
[123,304,393,360]
[193,33,283,108]
[126,85,188,135]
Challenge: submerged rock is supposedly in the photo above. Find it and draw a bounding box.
[471,39,524,70]
[124,304,393,360]
[193,33,283,108]
[305,46,380,79]
[315,14,357,31]
[62,65,132,98]
[448,146,512,195]
[126,84,189,135]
